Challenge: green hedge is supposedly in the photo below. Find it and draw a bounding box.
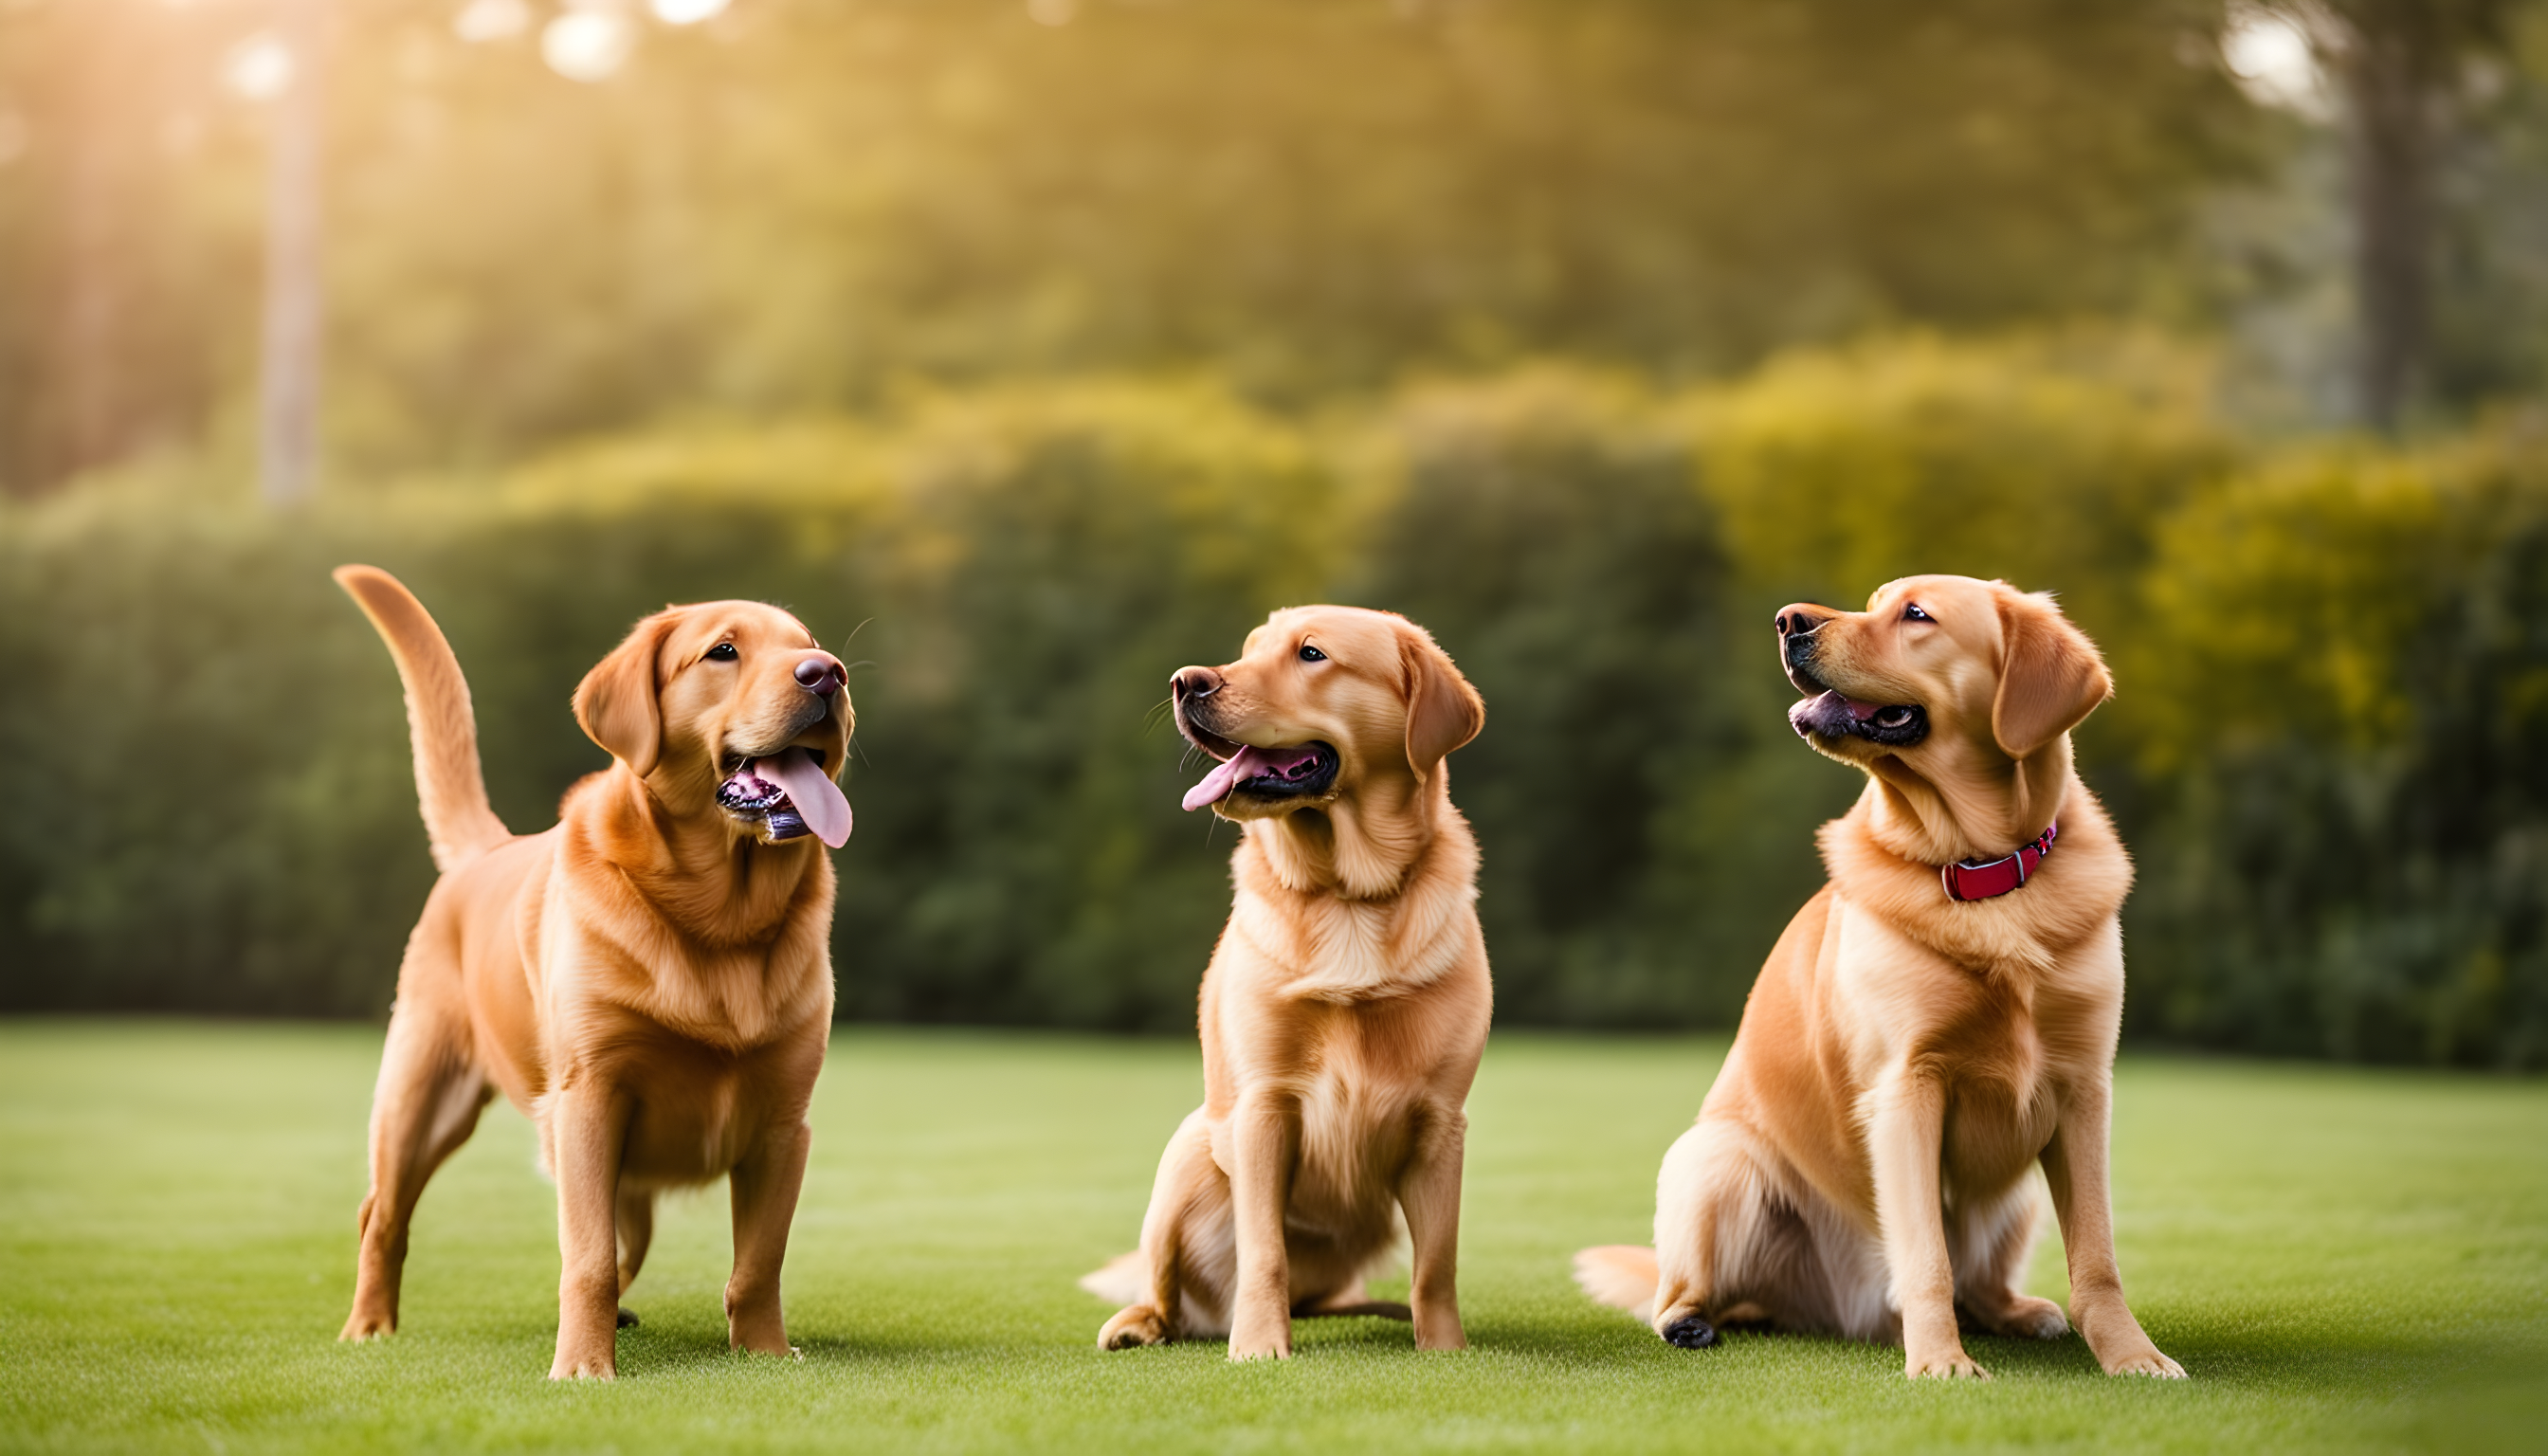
[2119,436,2548,1065]
[4,338,2542,1065]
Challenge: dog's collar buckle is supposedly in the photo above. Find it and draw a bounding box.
[1940,821,2058,902]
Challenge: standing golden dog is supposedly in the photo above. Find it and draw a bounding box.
[332,566,853,1380]
[1575,575,2182,1379]
[1085,606,1489,1360]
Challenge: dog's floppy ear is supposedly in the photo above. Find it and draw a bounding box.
[1991,588,2110,760]
[573,610,679,776]
[1398,623,1484,784]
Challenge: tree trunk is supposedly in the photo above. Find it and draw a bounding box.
[259,0,325,508]
[2334,0,2447,432]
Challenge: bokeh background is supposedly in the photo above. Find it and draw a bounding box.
[2,0,2544,1066]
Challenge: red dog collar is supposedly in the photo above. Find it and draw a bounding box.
[1941,822,2058,902]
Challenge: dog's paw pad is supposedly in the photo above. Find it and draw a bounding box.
[616,1307,641,1329]
[1099,1305,1170,1351]
[1662,1316,1718,1350]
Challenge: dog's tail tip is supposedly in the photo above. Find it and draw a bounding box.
[1573,1245,1660,1317]
[1079,1250,1146,1304]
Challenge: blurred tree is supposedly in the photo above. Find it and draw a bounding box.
[2236,0,2548,429]
[2428,2,2548,414]
[1345,369,1774,1025]
[0,0,2263,494]
[2122,433,2548,1065]
[259,0,327,506]
[0,0,262,490]
[2316,0,2512,429]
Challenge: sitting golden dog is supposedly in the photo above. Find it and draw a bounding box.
[1575,575,2182,1379]
[332,566,853,1379]
[1084,606,1488,1359]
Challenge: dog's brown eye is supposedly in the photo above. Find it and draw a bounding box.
[1903,604,1932,623]
[706,643,738,662]
[1299,645,1326,663]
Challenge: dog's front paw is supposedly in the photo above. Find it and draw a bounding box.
[338,1307,395,1342]
[731,1329,794,1357]
[549,1322,619,1380]
[1226,1314,1292,1362]
[2102,1346,2187,1378]
[723,1283,791,1356]
[1099,1304,1170,1351]
[727,1310,791,1356]
[548,1351,617,1380]
[1413,1325,1467,1352]
[1905,1346,1992,1379]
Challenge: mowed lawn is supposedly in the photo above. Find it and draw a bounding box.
[1,1024,2542,1454]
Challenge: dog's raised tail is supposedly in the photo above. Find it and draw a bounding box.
[334,566,510,872]
[1573,1245,1660,1320]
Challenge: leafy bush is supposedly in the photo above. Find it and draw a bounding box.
[1347,369,1827,1027]
[5,337,2541,1066]
[2120,432,2548,1066]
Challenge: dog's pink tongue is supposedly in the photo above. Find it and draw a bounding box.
[1182,747,1271,812]
[759,748,853,847]
[1845,696,1883,721]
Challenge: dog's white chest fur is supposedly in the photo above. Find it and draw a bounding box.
[1228,886,1472,1003]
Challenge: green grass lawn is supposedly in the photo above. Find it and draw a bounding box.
[1,1024,2542,1454]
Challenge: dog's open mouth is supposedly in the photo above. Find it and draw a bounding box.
[1180,741,1339,811]
[1789,691,1929,748]
[715,746,854,846]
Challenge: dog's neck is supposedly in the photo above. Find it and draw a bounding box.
[574,764,827,945]
[1862,734,2074,867]
[1247,766,1448,901]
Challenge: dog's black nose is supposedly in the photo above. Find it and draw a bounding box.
[1171,666,1223,702]
[794,655,842,698]
[1775,605,1829,637]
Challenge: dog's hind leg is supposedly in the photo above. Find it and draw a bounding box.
[1101,1110,1226,1350]
[1396,1099,1469,1349]
[612,1188,656,1328]
[1953,1179,2067,1339]
[724,1117,810,1357]
[341,973,488,1341]
[1649,1117,1808,1351]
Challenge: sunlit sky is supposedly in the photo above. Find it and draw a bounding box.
[2221,4,2327,117]
[155,0,2339,106]
[18,0,2322,113]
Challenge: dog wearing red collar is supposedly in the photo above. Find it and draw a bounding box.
[1574,574,2181,1380]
